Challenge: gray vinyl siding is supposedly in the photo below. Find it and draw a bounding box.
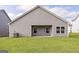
[0,10,10,36]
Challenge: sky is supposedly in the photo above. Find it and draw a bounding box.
[0,5,79,22]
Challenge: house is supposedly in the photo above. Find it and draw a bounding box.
[72,14,79,33]
[9,6,71,37]
[0,10,11,36]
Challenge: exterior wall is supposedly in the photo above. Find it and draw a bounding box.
[67,25,72,36]
[9,7,68,37]
[72,17,79,33]
[0,10,10,36]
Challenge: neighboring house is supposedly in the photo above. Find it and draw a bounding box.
[0,10,11,36]
[9,6,71,37]
[72,15,79,33]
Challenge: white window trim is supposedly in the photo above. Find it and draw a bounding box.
[56,26,65,34]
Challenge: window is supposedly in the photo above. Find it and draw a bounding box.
[56,26,65,34]
[56,27,60,33]
[33,28,37,33]
[61,27,65,33]
[46,28,49,33]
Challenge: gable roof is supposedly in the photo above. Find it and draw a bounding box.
[0,10,11,22]
[9,5,71,25]
[72,14,79,22]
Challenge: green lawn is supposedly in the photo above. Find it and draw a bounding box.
[0,33,79,53]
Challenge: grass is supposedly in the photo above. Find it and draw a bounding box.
[0,33,79,53]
